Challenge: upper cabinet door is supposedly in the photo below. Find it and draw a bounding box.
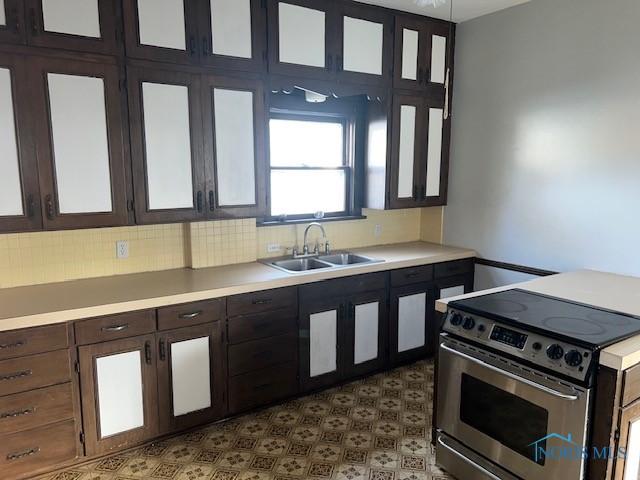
[128,67,206,224]
[198,0,267,72]
[335,3,392,86]
[123,0,199,64]
[0,54,41,233]
[0,0,26,44]
[30,58,130,230]
[421,99,450,205]
[389,94,424,209]
[202,75,267,218]
[427,22,453,87]
[268,0,335,80]
[25,0,118,54]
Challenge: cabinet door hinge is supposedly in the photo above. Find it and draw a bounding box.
[614,429,620,441]
[74,360,80,374]
[127,200,135,212]
[79,431,85,444]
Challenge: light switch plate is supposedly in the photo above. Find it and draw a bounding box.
[116,241,129,259]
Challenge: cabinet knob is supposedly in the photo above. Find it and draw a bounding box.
[44,194,54,220]
[196,191,203,212]
[208,190,215,212]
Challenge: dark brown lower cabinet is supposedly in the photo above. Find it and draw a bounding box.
[78,335,159,456]
[157,322,226,434]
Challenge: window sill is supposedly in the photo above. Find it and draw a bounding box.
[257,215,367,227]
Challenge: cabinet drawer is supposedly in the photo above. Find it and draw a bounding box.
[228,287,297,317]
[0,350,71,397]
[158,299,225,331]
[229,333,297,376]
[0,383,74,436]
[229,363,298,414]
[228,310,297,344]
[434,259,474,279]
[390,265,434,287]
[299,273,387,301]
[0,420,77,479]
[75,310,156,345]
[0,324,69,361]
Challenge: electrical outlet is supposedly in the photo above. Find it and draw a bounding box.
[267,243,282,254]
[374,224,383,238]
[116,240,129,259]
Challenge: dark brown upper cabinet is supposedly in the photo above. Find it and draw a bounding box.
[394,14,454,92]
[0,0,25,44]
[24,0,119,55]
[29,57,131,230]
[334,2,393,87]
[202,74,268,219]
[198,0,267,72]
[267,0,337,81]
[128,66,206,224]
[123,0,267,71]
[0,53,42,233]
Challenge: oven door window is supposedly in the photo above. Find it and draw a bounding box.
[460,374,549,465]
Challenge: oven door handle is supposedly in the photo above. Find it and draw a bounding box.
[440,342,580,401]
[437,435,502,480]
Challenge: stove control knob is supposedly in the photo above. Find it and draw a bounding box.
[462,317,476,330]
[565,350,584,367]
[546,344,564,360]
[450,313,463,326]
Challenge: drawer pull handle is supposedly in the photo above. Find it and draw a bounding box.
[179,311,203,319]
[252,299,273,305]
[7,447,40,461]
[0,407,36,420]
[405,272,421,278]
[102,324,129,332]
[0,341,25,350]
[0,370,32,382]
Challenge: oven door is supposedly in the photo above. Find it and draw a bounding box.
[437,335,590,480]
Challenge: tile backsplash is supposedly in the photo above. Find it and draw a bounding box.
[0,208,443,289]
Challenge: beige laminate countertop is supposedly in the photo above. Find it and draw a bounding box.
[435,270,640,371]
[0,241,475,333]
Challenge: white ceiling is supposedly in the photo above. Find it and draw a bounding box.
[353,0,531,23]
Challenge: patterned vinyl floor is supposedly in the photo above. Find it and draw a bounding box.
[43,360,454,480]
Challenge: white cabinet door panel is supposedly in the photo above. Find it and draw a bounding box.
[96,351,145,438]
[426,108,444,197]
[625,419,640,480]
[0,67,23,216]
[310,310,337,377]
[440,285,465,299]
[213,89,256,206]
[401,28,419,81]
[171,337,212,417]
[343,17,383,76]
[397,105,417,199]
[398,292,426,353]
[278,3,325,68]
[142,82,194,210]
[0,0,7,25]
[137,0,186,50]
[47,73,113,214]
[430,34,447,84]
[210,0,252,58]
[42,0,101,37]
[354,302,379,365]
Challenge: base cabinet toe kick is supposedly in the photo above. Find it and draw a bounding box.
[0,259,474,479]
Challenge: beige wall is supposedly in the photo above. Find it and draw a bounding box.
[0,208,443,289]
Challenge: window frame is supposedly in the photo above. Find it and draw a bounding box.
[263,93,364,224]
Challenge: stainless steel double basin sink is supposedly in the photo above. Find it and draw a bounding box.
[263,253,383,273]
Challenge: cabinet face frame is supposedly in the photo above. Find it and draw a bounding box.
[156,322,226,434]
[198,0,267,72]
[29,57,130,230]
[393,15,427,91]
[25,0,119,55]
[299,296,344,392]
[128,66,206,224]
[202,74,267,219]
[123,0,200,64]
[0,53,42,233]
[343,289,388,379]
[389,282,434,365]
[334,2,393,87]
[267,0,337,81]
[78,334,159,456]
[0,0,25,44]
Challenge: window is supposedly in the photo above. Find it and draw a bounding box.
[267,95,361,222]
